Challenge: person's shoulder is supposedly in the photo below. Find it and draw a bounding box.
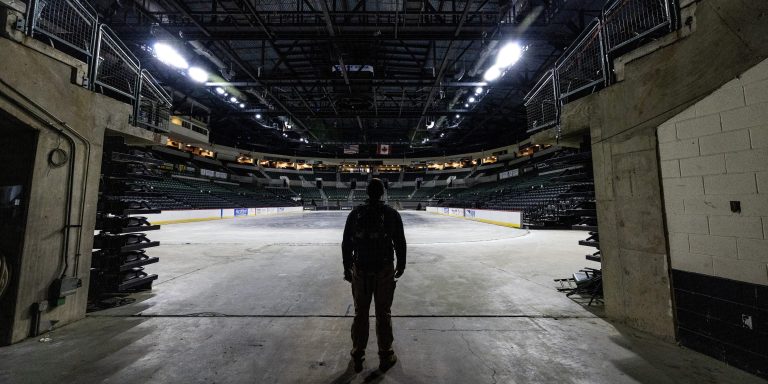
[382,204,401,216]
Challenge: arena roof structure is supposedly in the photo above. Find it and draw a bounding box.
[95,0,606,156]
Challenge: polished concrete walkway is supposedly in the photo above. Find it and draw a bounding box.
[0,211,764,383]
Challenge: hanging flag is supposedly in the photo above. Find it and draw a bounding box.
[343,144,359,154]
[377,144,391,155]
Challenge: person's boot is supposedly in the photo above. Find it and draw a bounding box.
[351,356,364,373]
[379,353,397,372]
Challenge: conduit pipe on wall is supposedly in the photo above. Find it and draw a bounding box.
[0,78,91,281]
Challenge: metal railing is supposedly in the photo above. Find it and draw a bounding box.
[18,1,171,133]
[524,71,559,133]
[25,0,97,59]
[524,0,679,135]
[92,25,140,101]
[555,19,607,100]
[603,0,675,54]
[136,70,172,132]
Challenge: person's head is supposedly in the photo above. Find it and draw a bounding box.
[367,178,385,201]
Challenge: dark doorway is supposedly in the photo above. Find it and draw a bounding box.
[0,111,38,345]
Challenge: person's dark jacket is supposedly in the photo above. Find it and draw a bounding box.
[342,201,406,272]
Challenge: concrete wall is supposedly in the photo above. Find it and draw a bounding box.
[659,58,768,284]
[0,33,135,343]
[560,0,768,339]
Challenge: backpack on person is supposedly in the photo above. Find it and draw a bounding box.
[353,204,391,271]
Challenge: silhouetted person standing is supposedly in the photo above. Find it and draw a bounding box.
[342,178,406,373]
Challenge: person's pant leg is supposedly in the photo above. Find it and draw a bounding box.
[373,264,396,357]
[351,269,374,359]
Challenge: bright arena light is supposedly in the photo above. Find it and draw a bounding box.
[483,66,502,82]
[475,87,483,94]
[495,42,523,68]
[469,97,476,103]
[230,96,238,103]
[239,103,245,108]
[153,42,188,69]
[255,114,262,119]
[455,114,460,119]
[215,87,225,94]
[464,103,469,108]
[188,67,209,83]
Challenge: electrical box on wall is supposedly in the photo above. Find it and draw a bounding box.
[48,277,82,305]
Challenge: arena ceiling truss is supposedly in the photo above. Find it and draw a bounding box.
[99,0,605,155]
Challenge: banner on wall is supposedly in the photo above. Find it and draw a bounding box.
[234,208,248,217]
[498,169,519,180]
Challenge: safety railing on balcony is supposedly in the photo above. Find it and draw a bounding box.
[524,71,559,134]
[136,70,172,133]
[555,19,607,101]
[16,1,171,133]
[524,0,680,135]
[603,0,676,54]
[92,25,140,101]
[25,0,97,60]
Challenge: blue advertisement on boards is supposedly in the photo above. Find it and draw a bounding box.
[234,208,248,217]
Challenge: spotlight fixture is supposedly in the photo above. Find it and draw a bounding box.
[239,103,245,108]
[469,97,476,103]
[153,42,188,69]
[495,42,523,68]
[475,87,483,94]
[478,42,523,83]
[426,120,435,129]
[483,66,501,81]
[230,96,238,103]
[188,67,209,83]
[255,113,262,119]
[455,114,460,119]
[215,87,225,94]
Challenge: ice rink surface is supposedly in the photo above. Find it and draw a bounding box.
[0,211,764,384]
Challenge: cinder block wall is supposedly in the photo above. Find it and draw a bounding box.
[659,58,768,283]
[658,58,768,377]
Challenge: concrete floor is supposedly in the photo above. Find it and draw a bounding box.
[0,211,764,383]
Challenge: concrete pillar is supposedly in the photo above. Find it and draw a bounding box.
[0,33,137,343]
